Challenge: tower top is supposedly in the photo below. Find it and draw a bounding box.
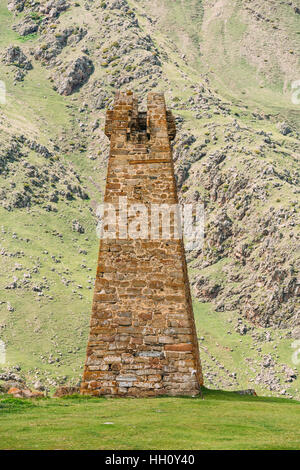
[105,91,176,142]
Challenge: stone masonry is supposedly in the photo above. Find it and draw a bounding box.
[81,91,203,397]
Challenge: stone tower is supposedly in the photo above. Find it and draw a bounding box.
[81,91,203,397]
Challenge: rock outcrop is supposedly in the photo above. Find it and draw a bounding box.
[54,56,94,95]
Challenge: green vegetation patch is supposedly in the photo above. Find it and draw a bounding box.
[0,392,299,449]
[0,397,37,413]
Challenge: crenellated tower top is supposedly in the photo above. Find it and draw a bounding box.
[105,91,176,143]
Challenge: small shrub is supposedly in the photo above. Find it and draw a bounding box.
[17,33,38,42]
[30,12,42,22]
[0,398,36,413]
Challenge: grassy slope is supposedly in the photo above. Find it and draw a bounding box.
[201,0,300,119]
[0,390,299,450]
[0,2,102,384]
[1,204,97,382]
[194,300,300,398]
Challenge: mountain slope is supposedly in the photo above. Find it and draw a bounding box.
[0,0,299,398]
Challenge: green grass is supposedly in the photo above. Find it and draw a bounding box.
[16,33,39,43]
[0,390,299,450]
[0,3,19,46]
[0,203,97,382]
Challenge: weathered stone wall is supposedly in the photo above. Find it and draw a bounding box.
[81,91,203,397]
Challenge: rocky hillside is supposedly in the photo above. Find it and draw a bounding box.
[0,0,299,398]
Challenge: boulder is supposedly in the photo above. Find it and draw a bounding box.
[55,56,94,95]
[2,46,33,71]
[72,220,85,233]
[234,389,257,396]
[292,327,300,339]
[7,387,23,397]
[13,19,39,37]
[277,122,292,136]
[7,0,25,12]
[8,387,44,398]
[40,0,70,17]
[53,386,80,397]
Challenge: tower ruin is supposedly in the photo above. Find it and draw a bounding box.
[81,91,203,397]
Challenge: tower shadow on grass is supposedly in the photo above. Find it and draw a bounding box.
[200,387,300,405]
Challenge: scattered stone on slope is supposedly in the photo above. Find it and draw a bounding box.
[293,4,300,14]
[194,276,222,301]
[234,389,257,396]
[72,220,85,234]
[292,327,300,339]
[0,138,89,210]
[34,27,87,62]
[235,321,251,336]
[277,122,292,136]
[39,0,70,18]
[7,0,25,12]
[283,366,297,383]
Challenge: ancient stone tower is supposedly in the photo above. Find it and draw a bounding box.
[81,91,203,397]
